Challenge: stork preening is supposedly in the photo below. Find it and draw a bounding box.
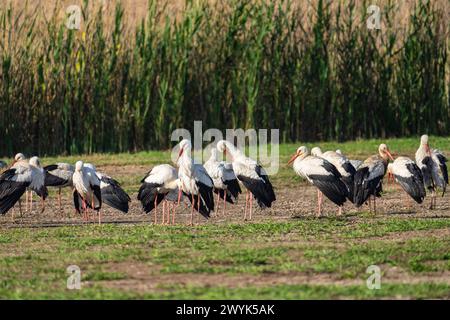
[177,139,215,225]
[289,146,348,216]
[216,140,276,220]
[0,156,47,217]
[137,164,180,224]
[72,161,102,223]
[390,157,426,204]
[415,135,448,209]
[44,163,74,211]
[353,144,394,212]
[204,148,242,215]
[83,163,131,214]
[311,147,356,203]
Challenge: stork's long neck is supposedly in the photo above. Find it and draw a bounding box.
[178,149,193,177]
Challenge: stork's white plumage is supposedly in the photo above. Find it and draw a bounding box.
[289,146,348,216]
[311,147,356,203]
[0,156,47,216]
[138,164,180,224]
[353,144,394,212]
[44,162,75,211]
[72,161,102,223]
[83,163,131,214]
[415,135,448,209]
[177,139,215,224]
[204,148,242,215]
[391,157,425,204]
[217,140,276,220]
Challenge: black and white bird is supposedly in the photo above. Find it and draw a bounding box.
[353,144,394,212]
[415,134,448,209]
[204,147,242,215]
[390,157,426,204]
[288,146,348,216]
[84,163,131,214]
[216,140,276,220]
[0,156,48,216]
[177,139,215,225]
[336,149,362,170]
[137,164,180,224]
[311,147,356,203]
[44,163,75,211]
[72,161,102,223]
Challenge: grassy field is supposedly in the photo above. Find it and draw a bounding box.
[0,137,449,299]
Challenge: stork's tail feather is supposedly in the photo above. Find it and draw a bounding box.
[137,182,165,214]
[224,179,242,199]
[102,184,131,214]
[353,167,371,207]
[342,175,355,203]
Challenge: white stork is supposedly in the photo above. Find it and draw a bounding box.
[415,134,448,209]
[0,156,47,217]
[177,139,215,225]
[72,161,102,223]
[84,163,131,214]
[391,157,426,204]
[311,147,356,203]
[137,164,180,224]
[216,140,276,220]
[204,148,242,215]
[44,163,75,211]
[288,146,348,216]
[353,144,394,212]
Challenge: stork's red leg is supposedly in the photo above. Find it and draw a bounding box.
[154,196,158,224]
[58,188,62,212]
[216,191,220,214]
[190,194,195,226]
[244,191,249,221]
[222,192,226,216]
[249,192,253,220]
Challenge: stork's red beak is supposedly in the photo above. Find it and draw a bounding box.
[425,144,431,155]
[177,148,184,162]
[386,149,394,161]
[288,152,300,165]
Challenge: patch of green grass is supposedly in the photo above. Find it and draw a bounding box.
[1,215,450,299]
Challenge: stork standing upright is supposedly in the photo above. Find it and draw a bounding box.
[83,163,131,214]
[176,139,215,225]
[216,140,276,220]
[0,156,47,217]
[137,164,180,224]
[72,161,102,224]
[415,135,448,209]
[288,146,348,216]
[204,148,242,215]
[353,144,394,212]
[311,147,356,203]
[44,163,74,212]
[391,156,426,204]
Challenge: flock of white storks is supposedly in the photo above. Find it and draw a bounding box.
[0,135,447,224]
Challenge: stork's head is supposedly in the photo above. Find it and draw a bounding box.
[288,146,308,165]
[29,156,41,168]
[420,134,431,155]
[311,147,322,157]
[335,149,342,155]
[177,139,191,162]
[75,161,84,172]
[14,153,25,162]
[378,144,394,161]
[216,140,235,160]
